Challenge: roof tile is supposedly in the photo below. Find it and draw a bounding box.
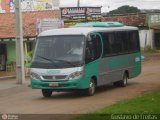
[0,10,60,39]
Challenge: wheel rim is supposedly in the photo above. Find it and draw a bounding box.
[89,81,95,95]
[123,75,128,85]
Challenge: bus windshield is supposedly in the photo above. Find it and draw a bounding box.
[31,35,85,69]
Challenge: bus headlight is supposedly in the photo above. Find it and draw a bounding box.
[68,71,83,80]
[30,72,41,80]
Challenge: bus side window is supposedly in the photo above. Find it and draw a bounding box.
[115,31,129,54]
[92,35,102,59]
[102,32,114,57]
[85,34,102,63]
[129,31,140,52]
[108,33,115,54]
[104,33,111,56]
[102,31,129,57]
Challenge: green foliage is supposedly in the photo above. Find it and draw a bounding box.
[26,51,33,62]
[74,90,160,120]
[98,90,160,114]
[25,51,33,68]
[108,5,140,14]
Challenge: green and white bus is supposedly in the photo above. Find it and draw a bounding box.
[30,22,141,97]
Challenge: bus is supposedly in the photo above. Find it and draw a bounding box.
[30,22,141,97]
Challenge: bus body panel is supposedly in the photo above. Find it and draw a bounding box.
[31,60,100,90]
[129,52,141,78]
[30,66,91,89]
[31,78,89,90]
[98,52,141,86]
[84,60,99,85]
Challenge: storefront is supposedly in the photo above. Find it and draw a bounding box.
[0,39,35,71]
[0,43,7,71]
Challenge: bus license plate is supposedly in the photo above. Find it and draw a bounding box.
[49,83,59,87]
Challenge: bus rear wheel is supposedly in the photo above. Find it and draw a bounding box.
[86,79,96,96]
[114,73,128,87]
[120,73,128,87]
[42,89,52,97]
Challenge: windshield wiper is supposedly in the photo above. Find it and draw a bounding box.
[52,59,77,67]
[37,55,76,67]
[37,55,52,62]
[36,55,59,68]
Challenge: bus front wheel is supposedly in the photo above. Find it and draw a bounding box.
[42,89,52,97]
[86,79,96,96]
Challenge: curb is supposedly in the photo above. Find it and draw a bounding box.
[0,75,29,80]
[0,76,16,80]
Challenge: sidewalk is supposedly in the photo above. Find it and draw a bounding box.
[0,77,30,90]
[0,70,29,80]
[0,71,16,79]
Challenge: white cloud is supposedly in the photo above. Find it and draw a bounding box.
[60,0,160,12]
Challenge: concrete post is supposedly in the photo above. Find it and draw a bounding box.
[15,0,25,84]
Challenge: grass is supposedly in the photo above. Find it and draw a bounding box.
[74,90,160,120]
[98,90,160,114]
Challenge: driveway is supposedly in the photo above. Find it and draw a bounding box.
[0,54,160,114]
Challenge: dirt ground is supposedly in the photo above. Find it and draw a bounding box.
[0,53,160,115]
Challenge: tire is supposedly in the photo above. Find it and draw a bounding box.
[113,81,120,87]
[42,89,52,97]
[86,79,96,96]
[119,73,128,87]
[113,73,128,87]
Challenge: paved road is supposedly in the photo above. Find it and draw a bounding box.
[0,59,160,114]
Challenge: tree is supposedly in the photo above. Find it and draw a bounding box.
[108,5,140,15]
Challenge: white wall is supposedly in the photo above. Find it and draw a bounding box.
[139,29,154,49]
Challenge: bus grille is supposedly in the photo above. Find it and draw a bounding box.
[42,75,67,81]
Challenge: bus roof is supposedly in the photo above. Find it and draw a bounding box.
[38,26,138,37]
[72,22,124,27]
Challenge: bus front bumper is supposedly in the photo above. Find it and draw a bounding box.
[30,79,89,90]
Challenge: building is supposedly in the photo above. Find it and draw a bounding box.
[102,13,160,50]
[0,7,100,72]
[1,10,160,71]
[0,10,60,71]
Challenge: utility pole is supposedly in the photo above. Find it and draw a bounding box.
[15,0,25,84]
[77,0,80,7]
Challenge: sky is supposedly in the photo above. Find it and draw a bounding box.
[60,0,160,12]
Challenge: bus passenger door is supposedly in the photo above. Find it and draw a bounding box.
[85,33,103,86]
